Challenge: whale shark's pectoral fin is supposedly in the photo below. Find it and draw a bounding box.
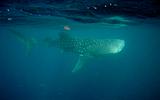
[72,55,90,73]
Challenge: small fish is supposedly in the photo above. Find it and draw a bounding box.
[64,25,71,30]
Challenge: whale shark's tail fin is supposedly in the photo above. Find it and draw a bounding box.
[25,37,37,56]
[9,29,37,56]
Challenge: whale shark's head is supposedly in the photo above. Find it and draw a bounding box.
[88,39,125,56]
[108,39,125,54]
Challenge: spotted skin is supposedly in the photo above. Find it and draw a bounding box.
[49,38,125,57]
[47,37,125,72]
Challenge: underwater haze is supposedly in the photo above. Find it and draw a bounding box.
[0,0,160,100]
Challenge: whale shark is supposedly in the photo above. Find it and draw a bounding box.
[44,32,125,72]
[9,30,125,72]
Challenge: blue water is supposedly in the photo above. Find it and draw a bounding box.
[0,16,160,100]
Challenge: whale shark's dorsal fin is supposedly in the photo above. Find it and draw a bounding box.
[58,31,72,40]
[72,55,91,73]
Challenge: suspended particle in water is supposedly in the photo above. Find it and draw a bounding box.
[7,17,12,21]
[93,6,97,10]
[6,9,10,12]
[113,4,118,6]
